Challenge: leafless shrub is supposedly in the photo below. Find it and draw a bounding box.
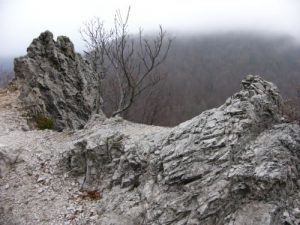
[80,7,172,117]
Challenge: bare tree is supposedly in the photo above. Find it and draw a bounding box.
[80,7,172,117]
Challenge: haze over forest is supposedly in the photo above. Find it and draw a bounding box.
[1,0,300,57]
[1,0,300,125]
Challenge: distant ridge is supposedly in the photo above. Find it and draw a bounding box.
[0,57,14,71]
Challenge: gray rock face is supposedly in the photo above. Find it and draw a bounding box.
[56,75,300,225]
[14,31,103,130]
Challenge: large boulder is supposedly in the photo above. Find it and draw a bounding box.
[14,31,103,130]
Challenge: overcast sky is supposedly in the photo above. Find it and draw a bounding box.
[0,0,300,57]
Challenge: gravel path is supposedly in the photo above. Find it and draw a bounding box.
[0,88,170,225]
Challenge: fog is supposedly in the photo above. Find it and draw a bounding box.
[0,0,300,57]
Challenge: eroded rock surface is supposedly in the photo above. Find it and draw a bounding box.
[54,76,300,225]
[64,75,299,225]
[1,35,300,225]
[14,31,103,130]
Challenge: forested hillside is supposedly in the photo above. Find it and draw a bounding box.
[0,57,14,87]
[123,33,300,126]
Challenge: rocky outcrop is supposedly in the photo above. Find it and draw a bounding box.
[1,31,300,225]
[53,75,299,225]
[14,31,103,130]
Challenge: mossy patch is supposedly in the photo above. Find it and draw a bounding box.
[33,115,54,130]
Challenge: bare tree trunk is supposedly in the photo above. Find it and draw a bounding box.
[80,7,171,118]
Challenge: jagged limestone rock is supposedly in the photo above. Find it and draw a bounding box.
[54,76,300,225]
[14,31,103,130]
[161,74,283,185]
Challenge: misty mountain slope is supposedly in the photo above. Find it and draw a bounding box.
[125,33,300,126]
[0,57,14,71]
[0,57,13,88]
[1,33,300,125]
